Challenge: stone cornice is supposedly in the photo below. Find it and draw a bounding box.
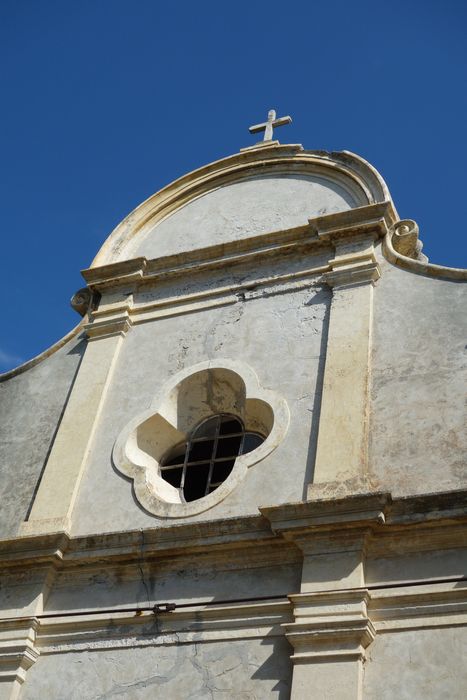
[3,490,467,571]
[383,219,467,281]
[77,204,395,338]
[369,580,467,632]
[91,146,396,268]
[0,619,39,686]
[3,600,293,654]
[260,492,391,536]
[82,225,323,292]
[0,201,395,372]
[82,203,393,294]
[311,202,393,241]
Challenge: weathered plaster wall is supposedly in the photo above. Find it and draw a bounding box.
[21,636,292,699]
[129,174,357,260]
[370,256,467,496]
[363,627,467,699]
[0,333,85,538]
[71,281,330,536]
[366,546,467,586]
[46,557,301,613]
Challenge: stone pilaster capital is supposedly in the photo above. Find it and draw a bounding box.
[0,618,39,687]
[283,589,376,664]
[260,492,391,550]
[323,260,380,288]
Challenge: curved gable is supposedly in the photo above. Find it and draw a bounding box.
[92,144,393,266]
[129,173,360,259]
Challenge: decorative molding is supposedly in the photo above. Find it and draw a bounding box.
[324,260,380,288]
[70,287,92,317]
[78,203,393,336]
[390,219,425,259]
[383,219,467,281]
[91,147,397,268]
[0,619,39,688]
[284,590,375,663]
[113,359,290,518]
[89,274,327,329]
[83,203,392,293]
[369,581,467,632]
[311,202,393,242]
[3,490,467,570]
[18,517,71,540]
[261,492,390,537]
[34,600,292,654]
[240,139,294,152]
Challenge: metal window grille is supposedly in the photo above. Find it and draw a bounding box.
[160,414,265,503]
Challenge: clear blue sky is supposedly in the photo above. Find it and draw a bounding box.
[1,0,466,371]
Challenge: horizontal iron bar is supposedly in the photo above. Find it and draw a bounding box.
[1,576,465,624]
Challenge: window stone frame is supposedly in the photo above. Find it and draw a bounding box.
[112,359,289,518]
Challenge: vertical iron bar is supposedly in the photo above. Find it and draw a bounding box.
[205,415,221,495]
[179,439,190,502]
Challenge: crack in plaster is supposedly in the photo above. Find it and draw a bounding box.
[137,529,150,608]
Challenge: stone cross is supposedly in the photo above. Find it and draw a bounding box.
[249,109,292,142]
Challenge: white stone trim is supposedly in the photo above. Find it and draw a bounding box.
[113,359,290,518]
[369,581,467,632]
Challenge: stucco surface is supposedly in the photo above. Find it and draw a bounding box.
[46,559,301,613]
[21,636,292,699]
[366,547,467,585]
[370,257,467,496]
[129,174,357,260]
[0,333,85,538]
[72,283,330,536]
[363,627,467,699]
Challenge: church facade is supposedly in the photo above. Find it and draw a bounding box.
[1,117,467,699]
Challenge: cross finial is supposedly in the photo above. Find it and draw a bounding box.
[249,109,292,143]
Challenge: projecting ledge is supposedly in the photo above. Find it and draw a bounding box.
[260,492,392,536]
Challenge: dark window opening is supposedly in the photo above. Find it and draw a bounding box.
[160,414,265,503]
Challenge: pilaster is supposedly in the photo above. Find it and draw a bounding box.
[20,294,132,536]
[262,494,390,700]
[0,620,38,700]
[285,590,374,700]
[309,224,382,497]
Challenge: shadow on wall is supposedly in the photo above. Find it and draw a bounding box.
[302,286,331,498]
[23,337,88,522]
[254,632,294,699]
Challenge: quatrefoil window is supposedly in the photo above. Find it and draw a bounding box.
[113,360,289,518]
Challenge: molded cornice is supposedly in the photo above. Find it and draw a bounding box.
[82,203,393,291]
[91,144,396,267]
[3,489,467,571]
